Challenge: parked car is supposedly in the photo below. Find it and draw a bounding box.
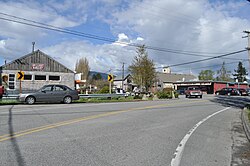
[176,89,185,95]
[215,88,240,96]
[237,88,248,96]
[185,86,202,98]
[19,84,79,104]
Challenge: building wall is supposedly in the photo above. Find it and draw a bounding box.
[113,80,129,91]
[214,82,249,93]
[2,70,75,93]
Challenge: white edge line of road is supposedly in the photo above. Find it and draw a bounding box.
[170,107,231,166]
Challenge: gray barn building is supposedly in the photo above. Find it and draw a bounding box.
[1,50,75,94]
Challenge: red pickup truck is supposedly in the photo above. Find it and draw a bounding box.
[0,85,4,99]
[185,86,203,98]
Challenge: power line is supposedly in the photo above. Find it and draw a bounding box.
[166,50,247,67]
[174,60,248,72]
[0,12,247,61]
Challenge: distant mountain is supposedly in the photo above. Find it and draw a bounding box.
[89,71,109,80]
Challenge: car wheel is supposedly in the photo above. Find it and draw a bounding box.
[216,92,219,95]
[26,96,35,105]
[227,93,231,96]
[63,96,72,104]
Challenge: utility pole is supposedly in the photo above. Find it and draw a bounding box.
[32,42,35,53]
[122,62,125,90]
[243,31,250,69]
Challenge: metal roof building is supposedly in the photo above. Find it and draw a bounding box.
[0,50,75,94]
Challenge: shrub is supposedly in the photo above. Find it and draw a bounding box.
[97,86,110,94]
[174,91,179,98]
[157,91,172,99]
[134,94,143,99]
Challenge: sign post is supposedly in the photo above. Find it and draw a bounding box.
[108,74,113,94]
[17,71,24,94]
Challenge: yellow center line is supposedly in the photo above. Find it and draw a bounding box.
[0,100,207,142]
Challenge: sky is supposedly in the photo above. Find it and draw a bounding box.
[0,0,250,77]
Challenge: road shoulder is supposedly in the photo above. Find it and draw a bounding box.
[231,109,250,165]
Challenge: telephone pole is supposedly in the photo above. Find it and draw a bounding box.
[243,30,250,69]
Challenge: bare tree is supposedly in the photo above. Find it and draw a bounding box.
[75,57,90,80]
[216,62,232,81]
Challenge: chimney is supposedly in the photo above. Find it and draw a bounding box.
[32,42,35,53]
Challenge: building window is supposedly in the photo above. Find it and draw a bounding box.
[9,74,15,90]
[49,75,60,81]
[24,75,32,80]
[35,75,46,80]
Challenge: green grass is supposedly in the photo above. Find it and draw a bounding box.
[74,97,142,103]
[0,96,145,105]
[246,104,250,121]
[247,109,250,121]
[0,99,20,105]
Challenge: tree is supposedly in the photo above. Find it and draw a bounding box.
[198,70,214,80]
[75,57,90,80]
[216,62,232,81]
[91,73,102,81]
[96,73,102,80]
[128,45,156,91]
[233,61,248,82]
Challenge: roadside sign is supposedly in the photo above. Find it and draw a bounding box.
[17,71,24,80]
[108,74,113,82]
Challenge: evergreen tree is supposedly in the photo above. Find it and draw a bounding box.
[233,61,248,82]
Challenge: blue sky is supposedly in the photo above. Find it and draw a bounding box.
[0,0,250,76]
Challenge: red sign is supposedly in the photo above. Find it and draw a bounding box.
[31,64,45,70]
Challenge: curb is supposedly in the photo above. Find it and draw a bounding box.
[242,107,250,142]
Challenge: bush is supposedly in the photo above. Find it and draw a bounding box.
[174,91,179,98]
[134,95,143,99]
[97,86,110,94]
[156,91,172,99]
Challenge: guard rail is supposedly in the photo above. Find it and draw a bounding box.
[1,93,126,100]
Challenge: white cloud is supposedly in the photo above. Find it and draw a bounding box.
[0,0,88,60]
[43,40,136,74]
[108,0,250,74]
[1,0,250,77]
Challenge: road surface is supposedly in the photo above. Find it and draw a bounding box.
[0,95,249,166]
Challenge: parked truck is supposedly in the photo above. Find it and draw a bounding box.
[185,86,203,98]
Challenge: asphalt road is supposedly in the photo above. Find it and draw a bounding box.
[0,95,249,166]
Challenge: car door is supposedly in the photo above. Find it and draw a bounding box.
[36,85,54,102]
[52,85,67,102]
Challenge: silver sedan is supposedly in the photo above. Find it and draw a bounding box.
[19,84,79,104]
